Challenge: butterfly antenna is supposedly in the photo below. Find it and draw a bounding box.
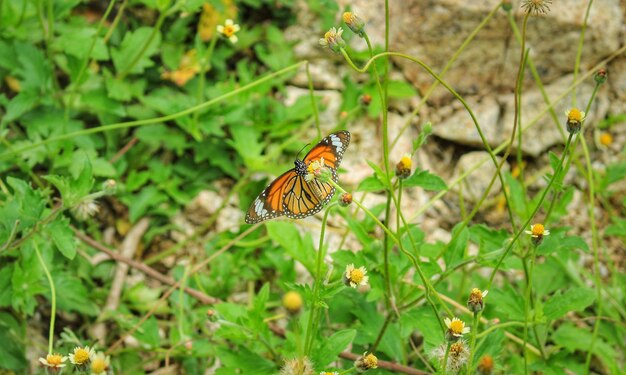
[296,143,310,160]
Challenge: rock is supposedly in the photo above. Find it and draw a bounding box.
[433,96,502,152]
[338,0,623,102]
[434,75,609,156]
[450,151,510,202]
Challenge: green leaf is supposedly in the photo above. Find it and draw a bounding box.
[0,316,27,370]
[313,329,356,367]
[133,315,161,348]
[403,169,447,191]
[386,80,417,98]
[544,288,595,320]
[46,218,77,260]
[112,27,162,75]
[552,324,617,373]
[1,90,39,125]
[53,273,99,316]
[356,175,385,192]
[228,124,263,164]
[266,221,315,273]
[600,160,626,190]
[126,185,168,222]
[445,223,468,268]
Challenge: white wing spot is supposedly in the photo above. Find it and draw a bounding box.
[330,135,343,153]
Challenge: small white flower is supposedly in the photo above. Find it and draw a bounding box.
[39,353,67,369]
[343,264,369,288]
[69,346,95,365]
[217,19,241,44]
[445,317,470,337]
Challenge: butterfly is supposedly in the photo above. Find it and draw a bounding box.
[245,131,351,224]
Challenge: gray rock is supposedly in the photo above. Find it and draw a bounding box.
[450,151,510,202]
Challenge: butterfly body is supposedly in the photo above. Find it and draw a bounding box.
[245,131,350,224]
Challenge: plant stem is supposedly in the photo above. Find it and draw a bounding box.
[34,241,57,354]
[1,62,307,159]
[304,204,334,355]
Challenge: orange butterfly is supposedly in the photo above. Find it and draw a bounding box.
[245,131,351,224]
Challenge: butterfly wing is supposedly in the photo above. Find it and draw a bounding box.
[282,131,351,219]
[245,169,298,224]
[245,131,351,224]
[282,174,335,219]
[303,130,351,175]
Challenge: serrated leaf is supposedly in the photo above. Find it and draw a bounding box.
[112,27,162,75]
[403,169,447,191]
[313,329,356,367]
[386,80,417,98]
[445,223,468,268]
[356,175,385,192]
[46,218,77,260]
[544,288,595,320]
[133,316,160,348]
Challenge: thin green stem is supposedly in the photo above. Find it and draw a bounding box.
[34,241,56,354]
[304,204,334,355]
[572,0,594,105]
[487,133,574,290]
[193,35,218,126]
[391,1,500,150]
[117,4,177,80]
[582,135,602,373]
[466,312,479,374]
[305,62,321,139]
[330,180,450,324]
[441,342,451,375]
[342,48,517,239]
[1,62,306,160]
[64,0,117,122]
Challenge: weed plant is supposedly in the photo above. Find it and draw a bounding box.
[0,0,624,374]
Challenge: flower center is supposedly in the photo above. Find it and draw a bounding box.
[450,342,464,355]
[350,268,364,284]
[568,108,583,122]
[75,349,90,364]
[364,353,377,367]
[532,224,545,236]
[600,132,613,146]
[324,31,336,43]
[223,25,235,37]
[450,320,465,334]
[91,358,106,373]
[47,354,63,365]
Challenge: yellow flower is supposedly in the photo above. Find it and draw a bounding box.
[342,11,365,35]
[69,346,95,366]
[320,372,339,375]
[565,107,586,134]
[467,288,488,313]
[282,291,303,314]
[304,157,331,182]
[343,264,369,288]
[217,19,241,44]
[395,153,412,179]
[197,0,238,42]
[90,352,110,375]
[597,131,613,149]
[39,353,67,369]
[444,317,470,340]
[521,0,552,15]
[319,27,346,53]
[355,352,378,372]
[525,223,549,245]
